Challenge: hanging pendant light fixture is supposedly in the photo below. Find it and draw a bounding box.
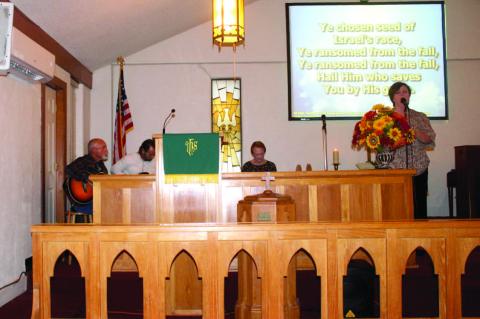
[212,0,245,50]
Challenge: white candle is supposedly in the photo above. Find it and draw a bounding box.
[333,148,340,164]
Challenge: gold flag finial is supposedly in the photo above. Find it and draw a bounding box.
[116,56,125,68]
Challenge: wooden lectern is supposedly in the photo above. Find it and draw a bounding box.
[236,189,299,319]
[154,133,222,223]
[156,133,222,316]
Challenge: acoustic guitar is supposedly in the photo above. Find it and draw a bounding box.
[64,177,93,205]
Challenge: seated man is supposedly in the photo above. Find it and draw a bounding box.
[64,138,109,214]
[111,139,156,174]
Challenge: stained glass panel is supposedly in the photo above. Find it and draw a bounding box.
[212,79,242,172]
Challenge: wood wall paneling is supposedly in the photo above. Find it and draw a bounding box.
[31,221,480,318]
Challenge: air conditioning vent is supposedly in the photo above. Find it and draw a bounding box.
[0,3,55,83]
[0,3,13,71]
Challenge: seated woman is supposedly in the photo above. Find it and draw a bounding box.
[241,141,277,172]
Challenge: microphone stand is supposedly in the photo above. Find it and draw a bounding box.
[321,115,328,170]
[403,100,410,169]
[162,109,175,134]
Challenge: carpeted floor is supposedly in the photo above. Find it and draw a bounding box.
[0,286,32,319]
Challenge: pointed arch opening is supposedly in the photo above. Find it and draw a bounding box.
[166,250,202,317]
[343,248,379,318]
[224,249,262,319]
[284,248,320,319]
[402,247,438,317]
[50,250,86,318]
[462,246,480,317]
[107,250,143,318]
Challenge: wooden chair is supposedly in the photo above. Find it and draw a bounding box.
[64,197,93,223]
[447,169,456,218]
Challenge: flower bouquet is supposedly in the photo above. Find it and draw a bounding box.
[352,104,415,168]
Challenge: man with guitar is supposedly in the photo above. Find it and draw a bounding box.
[64,138,109,213]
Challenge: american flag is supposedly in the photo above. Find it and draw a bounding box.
[113,68,134,163]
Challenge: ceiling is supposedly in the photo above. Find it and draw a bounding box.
[11,0,257,71]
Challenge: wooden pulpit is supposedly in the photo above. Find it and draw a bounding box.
[157,133,221,316]
[236,189,299,319]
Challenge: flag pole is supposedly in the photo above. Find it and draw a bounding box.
[113,56,134,164]
[114,56,125,164]
[110,62,114,166]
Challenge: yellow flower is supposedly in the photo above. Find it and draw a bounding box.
[372,104,384,111]
[366,133,380,149]
[373,118,387,131]
[381,106,394,112]
[387,127,402,142]
[383,115,393,125]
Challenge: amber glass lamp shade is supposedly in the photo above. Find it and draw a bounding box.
[212,0,245,49]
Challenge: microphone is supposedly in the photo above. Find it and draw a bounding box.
[321,114,326,130]
[401,98,411,168]
[162,108,176,134]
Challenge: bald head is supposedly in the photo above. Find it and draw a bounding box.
[88,138,108,161]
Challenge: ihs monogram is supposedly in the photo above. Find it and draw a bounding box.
[185,138,198,156]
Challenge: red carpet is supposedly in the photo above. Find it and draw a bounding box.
[0,288,32,319]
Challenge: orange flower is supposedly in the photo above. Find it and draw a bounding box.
[359,120,369,132]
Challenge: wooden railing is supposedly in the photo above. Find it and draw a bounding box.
[30,220,480,318]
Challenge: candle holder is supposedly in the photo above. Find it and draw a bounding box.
[333,163,340,171]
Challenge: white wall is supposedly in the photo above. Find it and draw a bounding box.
[90,0,480,216]
[0,64,82,306]
[82,84,92,156]
[0,75,41,307]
